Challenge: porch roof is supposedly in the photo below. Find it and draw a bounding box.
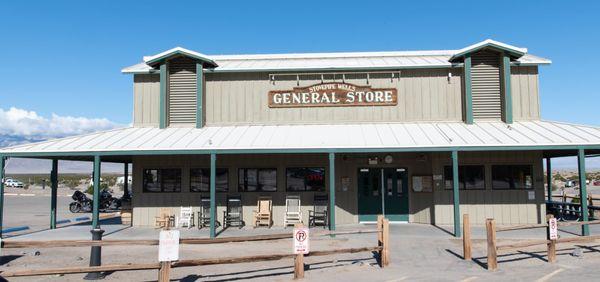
[1,121,600,158]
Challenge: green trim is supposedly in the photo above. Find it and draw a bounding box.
[450,42,526,62]
[451,151,461,238]
[204,64,461,74]
[146,50,217,68]
[0,156,5,237]
[329,152,336,231]
[92,155,101,229]
[50,159,58,229]
[503,54,513,124]
[578,149,590,236]
[196,64,204,128]
[2,144,600,158]
[546,158,552,202]
[159,64,167,129]
[464,55,473,124]
[209,153,216,238]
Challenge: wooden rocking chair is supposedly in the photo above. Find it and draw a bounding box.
[253,196,273,228]
[154,208,175,229]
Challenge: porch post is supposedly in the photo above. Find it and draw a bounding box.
[329,152,336,231]
[452,151,461,237]
[92,155,101,229]
[546,158,552,202]
[578,149,589,236]
[123,162,130,199]
[50,159,58,229]
[0,155,5,238]
[209,152,217,238]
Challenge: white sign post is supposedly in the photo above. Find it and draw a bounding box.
[159,230,180,262]
[548,218,558,240]
[293,226,310,254]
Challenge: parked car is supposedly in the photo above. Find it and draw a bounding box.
[4,179,24,188]
[593,180,600,186]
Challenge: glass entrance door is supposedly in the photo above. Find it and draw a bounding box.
[357,168,408,222]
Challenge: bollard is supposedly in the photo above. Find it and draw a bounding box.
[84,229,105,280]
[377,215,384,266]
[463,214,472,260]
[158,261,171,282]
[486,219,497,271]
[293,223,305,279]
[546,214,557,263]
[382,218,390,267]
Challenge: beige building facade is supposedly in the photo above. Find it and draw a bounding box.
[3,39,599,238]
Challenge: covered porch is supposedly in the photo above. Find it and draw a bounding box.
[1,121,600,239]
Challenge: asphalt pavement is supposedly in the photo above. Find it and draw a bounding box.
[2,189,87,236]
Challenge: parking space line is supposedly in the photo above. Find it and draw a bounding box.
[536,268,564,282]
[462,277,477,282]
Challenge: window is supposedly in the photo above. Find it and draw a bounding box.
[492,165,533,190]
[444,165,485,190]
[190,168,229,192]
[143,169,181,192]
[286,168,325,192]
[238,168,277,192]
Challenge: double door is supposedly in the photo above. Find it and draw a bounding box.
[357,168,408,222]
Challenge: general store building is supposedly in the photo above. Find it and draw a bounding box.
[2,39,599,238]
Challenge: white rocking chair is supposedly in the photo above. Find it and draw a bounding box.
[177,206,194,229]
[284,195,302,228]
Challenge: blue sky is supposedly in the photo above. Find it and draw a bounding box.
[0,1,599,171]
[0,0,599,125]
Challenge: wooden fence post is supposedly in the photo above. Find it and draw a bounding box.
[377,215,384,267]
[294,223,305,279]
[158,261,171,282]
[486,219,497,271]
[463,214,471,260]
[382,218,390,267]
[547,214,557,263]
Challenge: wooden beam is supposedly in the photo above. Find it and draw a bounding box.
[496,223,547,232]
[496,239,549,252]
[0,263,161,277]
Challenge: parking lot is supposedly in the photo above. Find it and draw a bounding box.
[1,218,600,281]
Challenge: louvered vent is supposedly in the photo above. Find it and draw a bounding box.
[471,50,502,120]
[168,57,197,125]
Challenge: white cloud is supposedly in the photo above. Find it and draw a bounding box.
[0,107,121,139]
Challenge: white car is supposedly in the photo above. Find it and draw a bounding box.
[4,179,24,188]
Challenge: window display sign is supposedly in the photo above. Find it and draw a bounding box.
[412,176,433,192]
[268,82,397,108]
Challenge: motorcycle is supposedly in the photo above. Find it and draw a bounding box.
[69,190,121,213]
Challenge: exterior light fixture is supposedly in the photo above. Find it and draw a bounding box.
[384,155,393,164]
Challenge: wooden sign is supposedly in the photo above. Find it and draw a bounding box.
[268,82,397,108]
